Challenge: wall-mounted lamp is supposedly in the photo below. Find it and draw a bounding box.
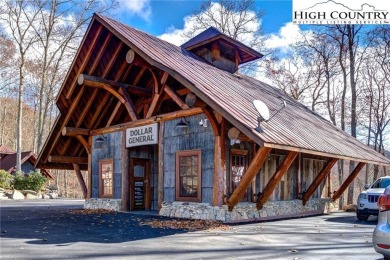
[199,118,208,128]
[94,135,107,149]
[175,118,189,128]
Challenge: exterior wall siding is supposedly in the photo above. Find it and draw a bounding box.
[91,131,123,199]
[21,162,35,174]
[163,114,215,204]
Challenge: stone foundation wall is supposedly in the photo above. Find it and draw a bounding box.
[160,199,332,223]
[84,198,122,211]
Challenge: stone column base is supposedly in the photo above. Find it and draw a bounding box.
[84,198,122,211]
[160,198,332,223]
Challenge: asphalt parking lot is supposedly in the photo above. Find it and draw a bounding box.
[0,199,384,259]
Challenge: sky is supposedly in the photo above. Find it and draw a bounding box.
[116,0,292,35]
[114,0,297,50]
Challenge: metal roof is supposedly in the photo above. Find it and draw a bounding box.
[96,14,390,166]
[0,145,15,155]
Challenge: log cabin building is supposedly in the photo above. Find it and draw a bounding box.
[36,14,390,222]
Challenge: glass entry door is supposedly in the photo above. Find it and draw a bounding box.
[130,158,151,210]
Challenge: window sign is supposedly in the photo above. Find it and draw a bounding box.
[126,123,158,147]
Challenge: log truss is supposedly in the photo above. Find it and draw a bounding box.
[38,23,203,196]
[37,18,374,209]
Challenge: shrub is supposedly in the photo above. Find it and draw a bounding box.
[0,170,13,189]
[13,171,47,192]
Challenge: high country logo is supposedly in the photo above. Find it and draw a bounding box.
[292,0,390,24]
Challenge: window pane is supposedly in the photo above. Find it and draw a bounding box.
[178,154,199,198]
[100,161,113,196]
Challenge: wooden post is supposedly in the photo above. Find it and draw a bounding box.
[87,136,92,199]
[158,122,164,211]
[227,147,271,211]
[121,130,130,211]
[73,163,87,199]
[256,151,298,209]
[296,153,301,199]
[332,162,366,201]
[301,158,338,205]
[212,135,225,206]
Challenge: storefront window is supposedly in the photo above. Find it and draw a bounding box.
[175,150,201,202]
[99,159,113,197]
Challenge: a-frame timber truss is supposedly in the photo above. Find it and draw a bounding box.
[38,16,374,211]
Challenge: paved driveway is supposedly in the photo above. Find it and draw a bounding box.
[0,199,383,259]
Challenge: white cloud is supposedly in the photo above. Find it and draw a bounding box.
[159,2,261,47]
[117,0,152,21]
[264,22,303,54]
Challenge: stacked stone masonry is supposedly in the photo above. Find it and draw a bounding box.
[160,199,333,223]
[84,198,122,211]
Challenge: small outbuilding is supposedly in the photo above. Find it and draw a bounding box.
[0,145,53,179]
[36,14,390,222]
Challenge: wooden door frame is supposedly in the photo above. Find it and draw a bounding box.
[129,158,151,211]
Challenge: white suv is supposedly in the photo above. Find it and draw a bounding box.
[357,176,390,221]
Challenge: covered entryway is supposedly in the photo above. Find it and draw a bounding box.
[130,158,151,210]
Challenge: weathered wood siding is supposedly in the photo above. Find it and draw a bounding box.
[163,114,215,203]
[91,132,123,199]
[254,151,298,202]
[21,161,35,174]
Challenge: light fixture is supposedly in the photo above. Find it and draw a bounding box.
[199,119,208,128]
[94,135,107,149]
[175,118,189,128]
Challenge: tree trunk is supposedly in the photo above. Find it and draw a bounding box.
[16,56,25,172]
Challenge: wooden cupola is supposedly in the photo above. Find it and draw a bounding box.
[181,27,263,73]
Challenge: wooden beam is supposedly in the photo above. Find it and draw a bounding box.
[75,135,91,154]
[87,136,92,199]
[145,72,169,118]
[62,127,90,137]
[164,84,190,110]
[203,107,220,136]
[48,156,88,164]
[106,101,122,127]
[47,87,85,158]
[158,122,165,211]
[60,41,124,156]
[143,88,191,104]
[78,74,139,121]
[256,151,298,209]
[301,158,338,205]
[118,87,139,121]
[78,74,152,96]
[73,163,87,199]
[121,129,130,211]
[332,162,366,201]
[264,143,389,166]
[227,147,272,211]
[92,107,204,135]
[65,24,103,99]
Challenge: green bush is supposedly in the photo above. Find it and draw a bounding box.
[13,171,47,192]
[0,170,13,189]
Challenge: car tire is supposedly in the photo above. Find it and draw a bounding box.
[384,255,390,260]
[356,210,369,221]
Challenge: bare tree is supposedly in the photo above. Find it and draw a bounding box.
[33,0,117,153]
[0,0,43,171]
